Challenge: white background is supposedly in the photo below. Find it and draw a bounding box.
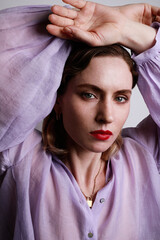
[1,0,159,128]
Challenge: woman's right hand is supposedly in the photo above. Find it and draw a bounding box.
[47,0,160,52]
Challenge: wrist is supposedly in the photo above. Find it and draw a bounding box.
[120,21,157,54]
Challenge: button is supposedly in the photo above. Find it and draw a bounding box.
[88,232,93,238]
[100,198,105,203]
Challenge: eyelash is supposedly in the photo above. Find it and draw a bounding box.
[115,96,128,103]
[81,92,129,103]
[82,92,96,99]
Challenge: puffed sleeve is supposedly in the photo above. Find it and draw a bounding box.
[133,22,160,126]
[123,23,160,171]
[0,6,71,152]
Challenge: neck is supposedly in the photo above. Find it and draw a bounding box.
[64,147,107,198]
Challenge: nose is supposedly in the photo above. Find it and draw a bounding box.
[95,100,114,124]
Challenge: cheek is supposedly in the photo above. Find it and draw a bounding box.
[61,101,87,132]
[115,104,130,128]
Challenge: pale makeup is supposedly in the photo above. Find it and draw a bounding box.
[58,56,133,155]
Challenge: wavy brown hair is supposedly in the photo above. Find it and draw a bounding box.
[42,43,138,160]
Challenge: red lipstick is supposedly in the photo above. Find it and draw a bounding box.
[90,130,113,141]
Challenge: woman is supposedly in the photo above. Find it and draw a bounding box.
[42,42,138,206]
[0,0,160,239]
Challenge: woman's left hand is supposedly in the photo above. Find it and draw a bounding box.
[47,0,160,52]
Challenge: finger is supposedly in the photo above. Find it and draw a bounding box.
[46,24,73,40]
[151,6,160,17]
[62,26,100,46]
[51,5,78,19]
[155,8,160,22]
[63,0,86,9]
[151,8,160,23]
[48,14,74,27]
[154,16,160,22]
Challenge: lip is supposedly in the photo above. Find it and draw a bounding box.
[90,130,113,141]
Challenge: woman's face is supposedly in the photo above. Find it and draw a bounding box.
[58,56,132,153]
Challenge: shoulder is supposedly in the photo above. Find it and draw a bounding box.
[122,115,158,151]
[9,129,42,162]
[120,128,160,173]
[0,129,43,175]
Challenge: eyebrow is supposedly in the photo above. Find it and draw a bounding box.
[76,83,132,95]
[116,90,132,95]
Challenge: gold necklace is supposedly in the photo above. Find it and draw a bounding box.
[81,159,103,208]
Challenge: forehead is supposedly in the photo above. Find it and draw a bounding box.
[72,56,133,91]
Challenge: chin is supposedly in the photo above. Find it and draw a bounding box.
[85,143,111,153]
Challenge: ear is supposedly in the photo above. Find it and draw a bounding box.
[54,96,62,120]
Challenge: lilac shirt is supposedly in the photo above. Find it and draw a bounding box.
[0,6,160,240]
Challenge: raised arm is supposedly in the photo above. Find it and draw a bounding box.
[47,0,160,53]
[0,6,71,152]
[122,24,160,169]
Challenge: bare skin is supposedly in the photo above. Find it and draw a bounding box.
[47,0,160,53]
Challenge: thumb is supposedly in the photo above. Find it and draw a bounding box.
[63,26,99,46]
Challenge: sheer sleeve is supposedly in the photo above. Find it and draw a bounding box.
[133,22,160,126]
[123,23,160,171]
[0,6,71,153]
